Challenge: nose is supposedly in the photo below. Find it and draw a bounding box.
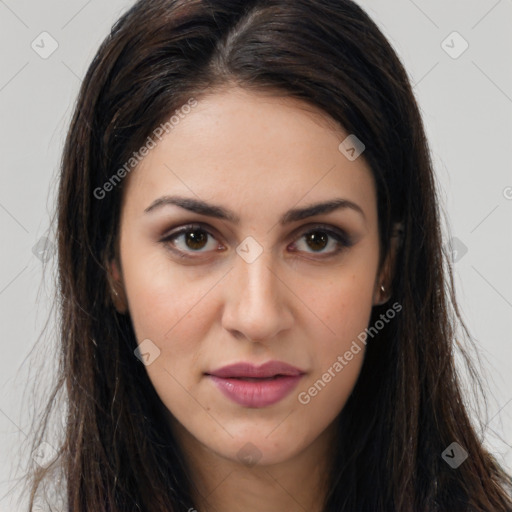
[221,248,294,342]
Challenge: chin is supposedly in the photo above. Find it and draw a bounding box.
[209,431,307,468]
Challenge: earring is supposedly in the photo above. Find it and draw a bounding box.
[380,285,385,293]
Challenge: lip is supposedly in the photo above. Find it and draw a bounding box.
[207,361,305,379]
[205,361,306,408]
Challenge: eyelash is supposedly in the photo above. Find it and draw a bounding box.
[159,223,353,260]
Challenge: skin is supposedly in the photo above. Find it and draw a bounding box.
[110,87,395,511]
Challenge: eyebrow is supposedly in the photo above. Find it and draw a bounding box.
[144,195,366,225]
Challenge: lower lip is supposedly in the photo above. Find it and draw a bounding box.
[207,374,303,408]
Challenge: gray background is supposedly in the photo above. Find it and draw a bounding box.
[1,0,511,509]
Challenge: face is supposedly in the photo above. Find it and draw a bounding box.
[112,87,386,467]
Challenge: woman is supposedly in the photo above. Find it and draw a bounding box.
[25,0,512,510]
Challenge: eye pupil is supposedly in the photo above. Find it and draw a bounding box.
[306,231,328,251]
[186,230,208,250]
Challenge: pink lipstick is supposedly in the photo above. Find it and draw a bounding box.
[205,361,305,408]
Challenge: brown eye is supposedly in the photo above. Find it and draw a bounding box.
[161,225,221,256]
[182,229,209,250]
[291,226,352,257]
[304,231,329,252]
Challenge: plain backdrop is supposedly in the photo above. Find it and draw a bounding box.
[0,0,511,509]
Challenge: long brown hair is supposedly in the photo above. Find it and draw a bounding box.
[22,0,512,510]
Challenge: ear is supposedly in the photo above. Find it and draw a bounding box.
[373,222,403,306]
[107,258,128,314]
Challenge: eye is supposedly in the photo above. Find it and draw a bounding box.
[289,224,353,257]
[160,224,222,257]
[160,223,353,259]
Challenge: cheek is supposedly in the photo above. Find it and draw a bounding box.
[120,230,207,336]
[320,274,374,331]
[296,247,378,346]
[116,237,200,395]
[290,255,378,412]
[121,251,218,419]
[123,258,215,363]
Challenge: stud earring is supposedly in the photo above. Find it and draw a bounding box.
[380,284,385,293]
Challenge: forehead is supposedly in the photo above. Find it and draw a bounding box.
[121,88,377,223]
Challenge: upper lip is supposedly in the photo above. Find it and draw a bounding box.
[206,361,305,378]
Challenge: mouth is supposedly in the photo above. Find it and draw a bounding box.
[205,362,305,408]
